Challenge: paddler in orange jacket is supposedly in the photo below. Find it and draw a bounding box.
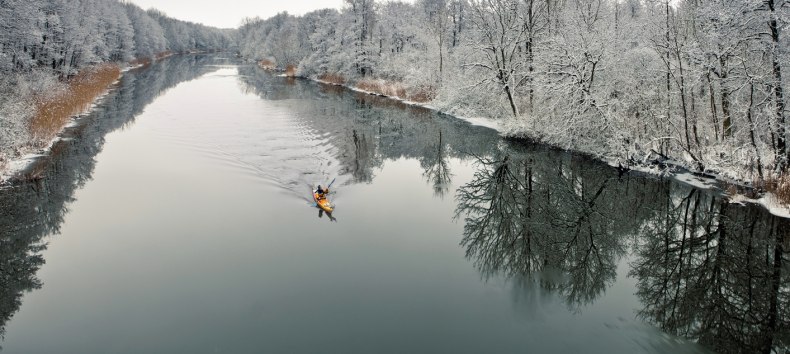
[316,185,329,200]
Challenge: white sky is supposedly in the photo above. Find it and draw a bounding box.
[125,0,347,29]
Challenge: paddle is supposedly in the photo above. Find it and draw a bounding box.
[324,177,336,207]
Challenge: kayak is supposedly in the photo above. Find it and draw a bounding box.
[313,190,333,212]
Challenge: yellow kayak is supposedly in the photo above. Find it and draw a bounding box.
[313,190,333,212]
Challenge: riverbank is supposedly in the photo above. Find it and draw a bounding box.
[0,65,123,185]
[300,71,790,217]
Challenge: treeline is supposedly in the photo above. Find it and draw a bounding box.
[0,0,234,170]
[237,0,789,180]
[0,0,234,76]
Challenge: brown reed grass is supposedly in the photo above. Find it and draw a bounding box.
[155,51,173,60]
[759,174,790,205]
[129,57,151,67]
[259,59,276,70]
[355,78,436,103]
[30,63,121,145]
[318,73,346,85]
[285,64,297,77]
[407,86,436,103]
[356,79,405,98]
[355,79,384,95]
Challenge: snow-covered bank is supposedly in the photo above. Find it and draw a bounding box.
[312,76,502,132]
[307,74,790,218]
[0,78,120,185]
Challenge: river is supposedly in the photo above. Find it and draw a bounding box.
[0,55,787,354]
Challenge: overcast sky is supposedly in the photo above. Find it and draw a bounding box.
[126,0,347,29]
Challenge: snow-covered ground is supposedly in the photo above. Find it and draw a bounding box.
[0,78,119,185]
[313,77,502,133]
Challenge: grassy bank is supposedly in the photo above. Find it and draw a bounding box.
[30,64,121,145]
[0,64,121,181]
[313,73,435,103]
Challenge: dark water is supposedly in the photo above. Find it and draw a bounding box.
[0,55,787,354]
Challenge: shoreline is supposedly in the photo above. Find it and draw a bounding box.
[0,52,226,186]
[4,61,787,218]
[304,73,790,218]
[0,72,125,186]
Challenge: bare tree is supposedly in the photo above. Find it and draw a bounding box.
[467,0,530,117]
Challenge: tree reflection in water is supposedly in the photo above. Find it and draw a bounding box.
[630,187,789,353]
[456,142,790,352]
[455,149,642,309]
[0,54,223,341]
[420,130,452,198]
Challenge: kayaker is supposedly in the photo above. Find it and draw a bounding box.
[316,185,328,200]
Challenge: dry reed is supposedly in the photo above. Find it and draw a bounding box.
[129,57,151,67]
[318,73,346,85]
[155,51,173,60]
[355,79,384,95]
[356,79,402,98]
[259,59,276,70]
[285,64,297,77]
[407,86,436,103]
[355,78,436,103]
[759,174,790,205]
[30,63,121,144]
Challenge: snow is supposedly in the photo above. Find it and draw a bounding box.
[757,194,790,219]
[1,151,48,185]
[455,116,502,131]
[313,77,503,132]
[724,191,790,218]
[0,80,117,185]
[122,64,145,72]
[672,171,720,192]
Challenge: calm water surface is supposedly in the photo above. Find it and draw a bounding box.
[0,55,787,354]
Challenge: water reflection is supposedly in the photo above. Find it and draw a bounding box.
[420,131,453,198]
[456,146,640,309]
[630,187,789,353]
[455,139,790,352]
[317,208,337,222]
[0,55,224,340]
[235,66,499,188]
[237,69,790,352]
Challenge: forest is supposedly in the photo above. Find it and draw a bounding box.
[0,0,234,171]
[237,0,790,185]
[1,0,788,189]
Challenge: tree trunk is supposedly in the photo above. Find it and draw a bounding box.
[528,40,534,114]
[664,0,671,156]
[720,57,732,138]
[766,0,787,169]
[675,43,693,154]
[439,36,443,75]
[747,81,764,180]
[505,84,519,117]
[706,72,720,142]
[527,0,535,114]
[691,80,700,147]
